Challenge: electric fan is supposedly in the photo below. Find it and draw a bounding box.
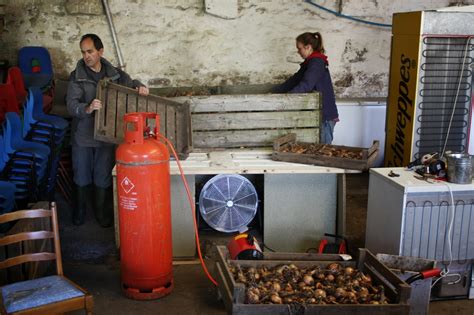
[198,174,258,233]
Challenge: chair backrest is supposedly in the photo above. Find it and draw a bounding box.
[29,87,45,117]
[18,47,53,76]
[0,202,63,276]
[0,84,19,114]
[6,67,27,109]
[4,112,24,147]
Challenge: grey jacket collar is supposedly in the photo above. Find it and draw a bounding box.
[74,57,120,82]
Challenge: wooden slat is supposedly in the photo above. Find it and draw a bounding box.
[94,80,107,139]
[166,106,176,143]
[0,231,54,246]
[263,252,343,261]
[137,95,148,113]
[232,303,409,315]
[231,259,354,269]
[188,93,319,112]
[215,262,233,313]
[194,129,319,148]
[0,209,51,224]
[115,91,128,138]
[192,111,319,131]
[105,87,117,139]
[0,252,56,269]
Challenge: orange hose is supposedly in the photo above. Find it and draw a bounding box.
[158,134,218,286]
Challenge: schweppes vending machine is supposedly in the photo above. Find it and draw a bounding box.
[385,10,474,167]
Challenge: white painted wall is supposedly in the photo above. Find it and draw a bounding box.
[1,0,470,98]
[333,101,387,166]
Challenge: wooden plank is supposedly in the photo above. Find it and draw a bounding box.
[115,91,128,138]
[105,87,117,138]
[229,259,355,269]
[187,93,320,112]
[215,262,234,314]
[263,251,343,261]
[233,304,408,315]
[137,95,148,113]
[94,80,107,139]
[176,104,192,159]
[166,105,176,144]
[194,129,319,148]
[192,111,319,130]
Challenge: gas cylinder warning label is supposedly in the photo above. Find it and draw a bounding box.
[120,196,138,211]
[120,177,135,194]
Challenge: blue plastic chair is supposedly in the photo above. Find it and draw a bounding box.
[0,150,35,202]
[3,113,50,176]
[18,46,53,89]
[0,180,15,214]
[0,135,47,183]
[23,88,67,141]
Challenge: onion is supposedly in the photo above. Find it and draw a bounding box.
[303,275,315,286]
[271,294,282,304]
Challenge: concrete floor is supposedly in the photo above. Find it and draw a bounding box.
[54,173,474,314]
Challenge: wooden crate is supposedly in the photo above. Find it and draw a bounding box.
[94,80,192,159]
[272,133,379,171]
[215,246,410,315]
[169,93,321,149]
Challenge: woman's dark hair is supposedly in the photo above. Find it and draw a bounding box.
[80,33,104,50]
[296,32,325,53]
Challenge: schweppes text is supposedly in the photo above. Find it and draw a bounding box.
[388,54,414,166]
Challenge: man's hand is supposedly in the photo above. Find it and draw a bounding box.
[137,86,149,96]
[86,99,102,114]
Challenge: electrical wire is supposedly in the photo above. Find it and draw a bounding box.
[304,0,392,28]
[441,36,473,158]
[158,134,218,286]
[430,180,462,289]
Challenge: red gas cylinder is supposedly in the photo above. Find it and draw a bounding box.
[116,112,173,300]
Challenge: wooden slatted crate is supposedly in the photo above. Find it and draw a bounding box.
[94,80,192,159]
[215,246,410,315]
[272,133,379,171]
[171,93,321,149]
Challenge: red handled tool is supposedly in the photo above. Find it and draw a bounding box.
[405,268,442,284]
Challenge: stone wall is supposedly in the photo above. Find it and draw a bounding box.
[0,0,469,97]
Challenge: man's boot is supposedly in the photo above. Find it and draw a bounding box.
[73,184,93,225]
[94,185,114,228]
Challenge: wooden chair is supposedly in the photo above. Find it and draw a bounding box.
[0,202,93,314]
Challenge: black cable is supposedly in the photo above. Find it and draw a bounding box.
[262,243,276,252]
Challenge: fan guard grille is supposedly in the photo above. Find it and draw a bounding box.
[198,174,258,233]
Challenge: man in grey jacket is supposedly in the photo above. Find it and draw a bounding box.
[67,33,149,227]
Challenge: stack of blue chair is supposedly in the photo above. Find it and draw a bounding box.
[23,88,68,199]
[0,180,15,214]
[1,112,51,204]
[0,180,16,231]
[0,134,38,206]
